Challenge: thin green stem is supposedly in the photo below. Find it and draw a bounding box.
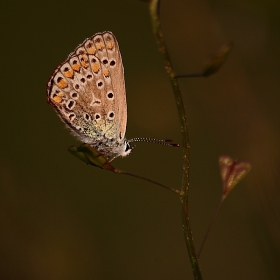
[149,1,202,279]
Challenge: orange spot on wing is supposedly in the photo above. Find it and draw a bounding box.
[57,92,64,97]
[71,62,80,71]
[91,63,100,73]
[81,61,89,68]
[53,96,62,103]
[82,55,88,61]
[57,79,68,89]
[96,42,105,50]
[64,69,74,78]
[103,69,109,77]
[106,42,114,50]
[86,46,96,55]
[80,55,89,68]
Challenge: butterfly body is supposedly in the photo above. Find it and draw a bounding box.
[47,32,132,158]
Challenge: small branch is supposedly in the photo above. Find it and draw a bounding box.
[116,169,180,194]
[197,198,223,259]
[175,42,233,79]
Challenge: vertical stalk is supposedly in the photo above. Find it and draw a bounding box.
[149,1,202,279]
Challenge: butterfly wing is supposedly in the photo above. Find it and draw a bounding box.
[46,32,127,156]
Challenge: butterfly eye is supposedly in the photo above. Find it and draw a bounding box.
[125,142,132,152]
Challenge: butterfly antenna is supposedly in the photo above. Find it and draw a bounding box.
[128,138,180,147]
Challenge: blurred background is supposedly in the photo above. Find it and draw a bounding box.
[1,0,279,279]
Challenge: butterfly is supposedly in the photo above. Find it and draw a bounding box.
[47,31,178,161]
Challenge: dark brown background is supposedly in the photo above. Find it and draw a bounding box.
[1,0,279,279]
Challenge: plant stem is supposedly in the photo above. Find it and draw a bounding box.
[197,198,223,259]
[116,169,180,194]
[149,0,202,279]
